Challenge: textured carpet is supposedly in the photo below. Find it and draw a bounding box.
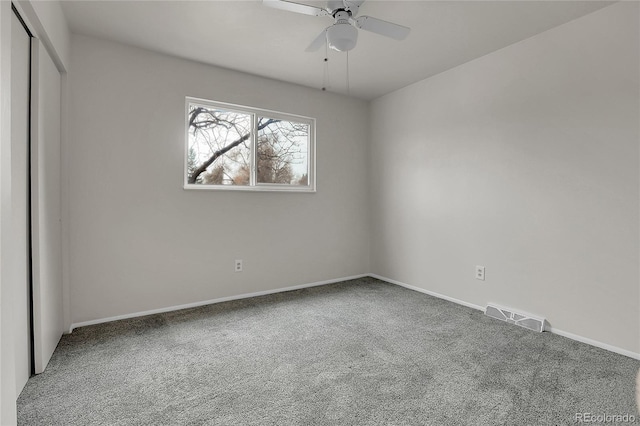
[17,277,640,425]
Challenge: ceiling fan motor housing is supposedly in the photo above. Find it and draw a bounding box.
[328,0,347,13]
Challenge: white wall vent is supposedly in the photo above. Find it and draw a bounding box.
[485,304,546,332]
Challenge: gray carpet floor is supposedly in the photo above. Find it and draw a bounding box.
[17,277,640,425]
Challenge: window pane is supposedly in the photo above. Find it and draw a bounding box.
[187,104,251,186]
[256,117,309,186]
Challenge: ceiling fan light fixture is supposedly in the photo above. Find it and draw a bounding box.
[327,23,358,51]
[263,0,410,52]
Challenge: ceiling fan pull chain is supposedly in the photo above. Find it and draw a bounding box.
[322,43,330,91]
[346,50,350,96]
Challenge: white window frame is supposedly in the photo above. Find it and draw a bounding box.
[184,97,316,192]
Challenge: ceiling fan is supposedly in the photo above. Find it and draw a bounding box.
[263,0,411,52]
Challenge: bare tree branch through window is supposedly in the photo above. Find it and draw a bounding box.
[186,101,312,190]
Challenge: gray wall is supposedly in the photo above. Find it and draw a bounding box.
[369,2,639,354]
[67,34,370,324]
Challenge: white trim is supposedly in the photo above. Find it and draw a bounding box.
[68,272,640,361]
[182,184,316,193]
[68,274,368,333]
[10,1,68,73]
[187,97,314,123]
[369,274,640,361]
[546,326,640,361]
[368,274,484,311]
[184,96,316,192]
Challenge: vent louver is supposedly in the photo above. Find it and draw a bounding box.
[485,304,546,332]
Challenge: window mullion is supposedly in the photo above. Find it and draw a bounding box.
[250,113,257,186]
[185,97,315,192]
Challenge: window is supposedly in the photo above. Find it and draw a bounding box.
[185,97,315,192]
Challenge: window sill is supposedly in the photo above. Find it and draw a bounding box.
[183,184,316,193]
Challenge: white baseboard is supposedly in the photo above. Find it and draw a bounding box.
[69,272,640,361]
[368,273,485,311]
[546,327,640,361]
[369,273,640,361]
[68,274,368,333]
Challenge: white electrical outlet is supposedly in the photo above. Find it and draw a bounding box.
[235,259,243,272]
[476,265,485,281]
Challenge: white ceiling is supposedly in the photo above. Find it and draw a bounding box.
[60,0,613,100]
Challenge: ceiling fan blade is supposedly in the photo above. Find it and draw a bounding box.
[305,29,328,52]
[353,15,411,40]
[263,0,330,17]
[344,0,365,10]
